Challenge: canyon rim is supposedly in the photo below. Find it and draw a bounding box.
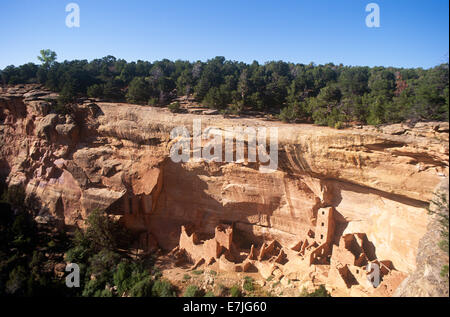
[0,84,448,297]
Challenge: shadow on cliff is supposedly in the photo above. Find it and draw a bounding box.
[0,180,63,229]
[277,144,315,176]
[327,178,428,209]
[332,209,348,245]
[277,142,430,210]
[148,159,281,250]
[332,203,391,268]
[0,158,10,192]
[71,103,104,143]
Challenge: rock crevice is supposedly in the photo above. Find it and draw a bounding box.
[1,85,448,296]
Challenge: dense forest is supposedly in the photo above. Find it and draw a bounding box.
[1,50,448,127]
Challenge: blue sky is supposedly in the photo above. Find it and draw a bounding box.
[0,0,448,69]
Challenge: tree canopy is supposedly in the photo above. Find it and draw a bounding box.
[37,49,57,67]
[1,51,448,126]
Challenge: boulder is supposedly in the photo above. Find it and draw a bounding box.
[35,114,59,139]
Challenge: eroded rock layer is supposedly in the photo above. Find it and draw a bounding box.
[1,85,448,295]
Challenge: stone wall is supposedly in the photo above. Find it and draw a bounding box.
[1,85,448,295]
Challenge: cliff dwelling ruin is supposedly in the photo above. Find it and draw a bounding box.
[160,206,407,297]
[1,85,448,297]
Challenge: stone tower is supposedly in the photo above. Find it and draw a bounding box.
[315,207,335,245]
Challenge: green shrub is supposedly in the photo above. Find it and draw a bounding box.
[168,101,181,113]
[279,103,304,123]
[441,265,449,278]
[89,249,121,278]
[203,87,230,109]
[148,97,159,106]
[96,289,114,297]
[183,274,191,281]
[230,284,241,297]
[113,261,149,296]
[129,277,153,297]
[300,285,331,297]
[82,276,109,297]
[192,270,204,276]
[204,291,215,297]
[54,81,78,114]
[183,285,201,297]
[334,121,344,129]
[151,279,175,297]
[126,77,154,105]
[228,101,244,115]
[243,276,254,292]
[83,209,129,252]
[113,261,132,295]
[87,84,104,99]
[65,244,90,264]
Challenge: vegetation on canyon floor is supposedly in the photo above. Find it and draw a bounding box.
[0,182,174,297]
[0,185,71,296]
[1,50,448,128]
[0,181,336,297]
[300,285,331,297]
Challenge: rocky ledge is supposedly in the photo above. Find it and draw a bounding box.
[0,84,448,296]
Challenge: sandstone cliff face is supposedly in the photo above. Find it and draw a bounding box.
[394,180,449,297]
[1,85,448,290]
